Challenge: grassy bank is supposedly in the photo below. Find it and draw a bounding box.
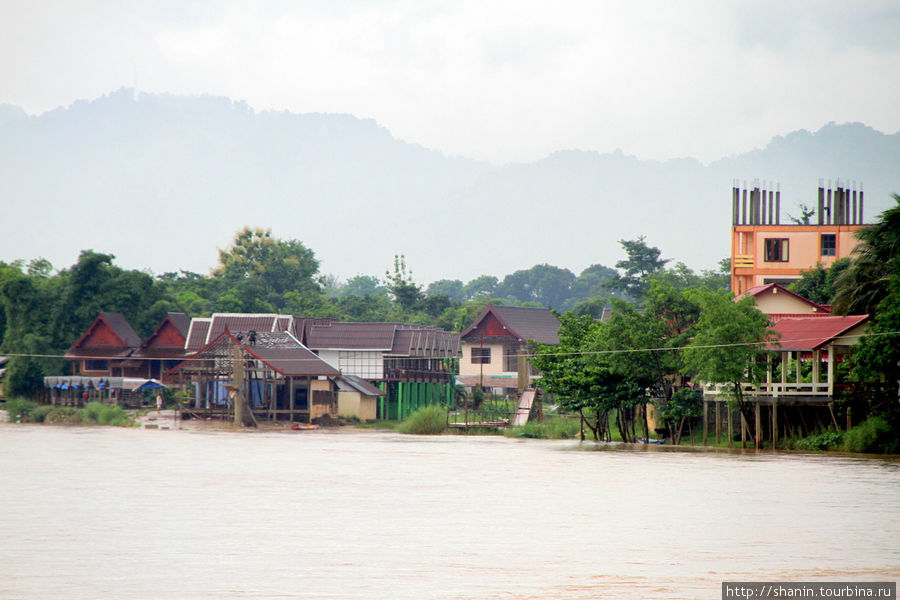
[3,398,135,427]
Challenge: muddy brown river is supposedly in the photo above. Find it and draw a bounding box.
[1,425,898,599]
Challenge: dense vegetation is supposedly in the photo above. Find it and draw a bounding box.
[531,196,900,450]
[0,227,726,397]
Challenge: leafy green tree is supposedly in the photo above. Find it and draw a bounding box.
[571,296,608,319]
[338,274,387,298]
[655,387,703,445]
[463,275,498,300]
[426,279,465,303]
[214,227,323,312]
[832,194,900,316]
[682,290,775,436]
[596,282,701,443]
[497,264,575,309]
[789,258,851,305]
[607,236,669,302]
[839,195,900,399]
[529,313,623,440]
[384,255,423,312]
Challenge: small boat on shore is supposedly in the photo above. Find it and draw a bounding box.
[290,423,320,431]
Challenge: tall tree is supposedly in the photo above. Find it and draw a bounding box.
[607,236,669,302]
[597,282,701,442]
[463,275,498,300]
[682,290,775,436]
[832,194,900,316]
[839,195,900,398]
[214,227,324,312]
[789,258,851,305]
[497,264,575,309]
[384,254,423,312]
[529,313,634,441]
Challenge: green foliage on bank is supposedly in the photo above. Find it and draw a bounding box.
[504,416,582,439]
[397,404,448,435]
[841,417,898,454]
[3,398,134,427]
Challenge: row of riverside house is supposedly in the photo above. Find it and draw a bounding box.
[57,312,461,423]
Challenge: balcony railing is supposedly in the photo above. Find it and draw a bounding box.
[733,254,754,268]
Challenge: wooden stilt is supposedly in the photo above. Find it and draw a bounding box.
[703,400,709,445]
[754,402,761,449]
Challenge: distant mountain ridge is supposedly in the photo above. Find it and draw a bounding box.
[1,88,897,283]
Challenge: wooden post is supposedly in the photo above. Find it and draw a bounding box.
[727,404,733,447]
[740,411,747,448]
[772,398,778,446]
[703,399,709,445]
[754,401,761,449]
[715,401,721,444]
[827,344,835,398]
[233,343,244,426]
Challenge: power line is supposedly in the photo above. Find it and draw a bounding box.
[3,330,898,363]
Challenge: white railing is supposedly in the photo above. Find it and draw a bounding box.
[703,382,831,397]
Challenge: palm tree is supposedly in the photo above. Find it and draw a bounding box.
[831,194,900,315]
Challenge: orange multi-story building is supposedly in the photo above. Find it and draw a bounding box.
[730,181,867,294]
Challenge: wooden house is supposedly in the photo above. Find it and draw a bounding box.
[175,313,459,421]
[458,304,560,394]
[167,328,340,423]
[64,312,144,378]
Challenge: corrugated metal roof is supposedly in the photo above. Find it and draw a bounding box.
[206,313,281,343]
[335,375,385,396]
[768,315,869,351]
[306,321,397,350]
[185,319,210,351]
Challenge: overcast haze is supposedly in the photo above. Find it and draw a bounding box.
[3,1,898,164]
[1,2,899,284]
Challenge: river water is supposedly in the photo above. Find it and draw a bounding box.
[1,425,898,600]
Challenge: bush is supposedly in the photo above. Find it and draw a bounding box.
[505,416,582,439]
[841,417,897,454]
[79,402,133,427]
[4,397,39,422]
[793,430,843,451]
[397,404,448,435]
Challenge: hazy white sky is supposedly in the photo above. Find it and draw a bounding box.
[2,1,898,164]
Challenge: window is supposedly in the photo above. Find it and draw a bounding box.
[471,347,491,364]
[84,359,108,371]
[820,234,836,257]
[504,347,519,372]
[764,238,789,262]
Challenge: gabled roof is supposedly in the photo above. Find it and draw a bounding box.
[142,312,190,348]
[168,330,339,378]
[737,283,830,314]
[461,304,560,345]
[185,318,211,351]
[768,315,869,351]
[206,313,283,343]
[66,312,141,359]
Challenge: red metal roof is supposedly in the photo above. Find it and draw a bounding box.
[768,315,869,351]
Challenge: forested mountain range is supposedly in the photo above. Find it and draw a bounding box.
[1,88,898,285]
